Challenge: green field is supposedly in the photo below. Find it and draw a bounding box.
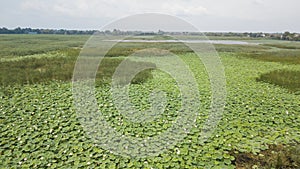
[0,35,300,168]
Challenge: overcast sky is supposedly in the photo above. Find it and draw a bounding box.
[1,0,299,32]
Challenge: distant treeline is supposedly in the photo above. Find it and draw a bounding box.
[0,27,96,35]
[0,27,299,41]
[205,32,300,41]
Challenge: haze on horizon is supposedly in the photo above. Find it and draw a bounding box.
[1,0,299,33]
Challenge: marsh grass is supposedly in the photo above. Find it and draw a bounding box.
[239,49,300,92]
[214,44,270,53]
[236,48,300,92]
[233,144,300,169]
[106,42,271,56]
[95,57,156,86]
[104,42,193,57]
[257,70,300,92]
[241,50,300,64]
[0,48,155,86]
[0,34,89,58]
[262,43,300,50]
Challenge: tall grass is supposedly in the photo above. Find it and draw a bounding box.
[0,34,89,58]
[214,44,270,53]
[104,42,194,57]
[0,49,155,86]
[95,57,156,86]
[240,48,300,92]
[241,50,300,64]
[257,70,300,92]
[262,43,300,50]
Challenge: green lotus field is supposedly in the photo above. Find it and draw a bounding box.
[0,35,300,168]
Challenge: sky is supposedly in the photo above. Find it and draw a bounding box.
[1,0,299,32]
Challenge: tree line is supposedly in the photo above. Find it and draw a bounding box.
[0,27,96,35]
[0,27,299,41]
[205,31,300,41]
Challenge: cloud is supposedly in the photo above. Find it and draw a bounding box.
[161,3,208,16]
[6,0,300,32]
[252,0,264,5]
[20,0,48,11]
[20,0,209,18]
